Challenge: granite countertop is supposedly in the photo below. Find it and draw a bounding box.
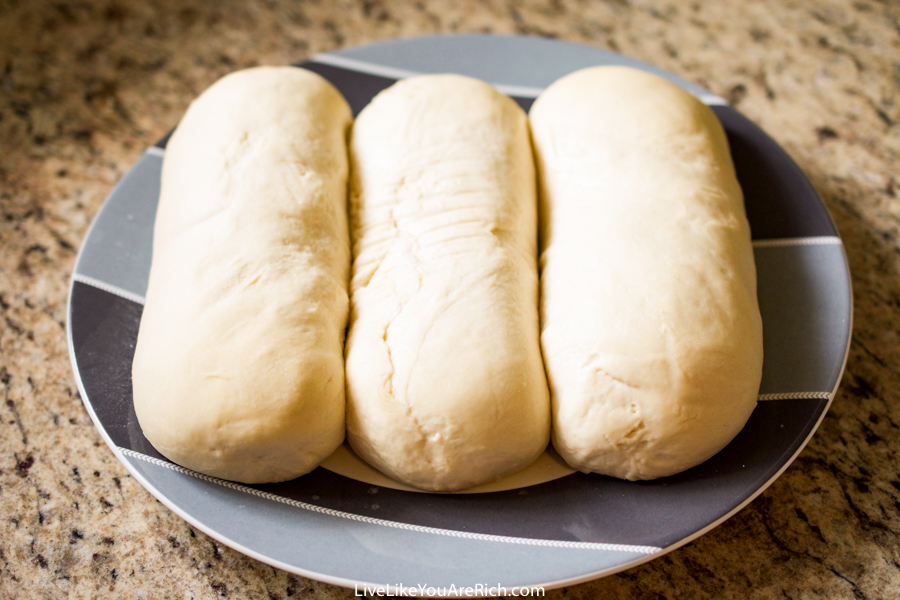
[2,1,899,598]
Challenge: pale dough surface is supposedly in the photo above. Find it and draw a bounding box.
[530,66,764,481]
[346,74,551,492]
[132,66,352,484]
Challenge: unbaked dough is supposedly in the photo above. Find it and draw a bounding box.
[529,66,763,480]
[131,67,352,484]
[345,74,551,492]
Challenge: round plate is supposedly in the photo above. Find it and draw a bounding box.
[67,34,852,594]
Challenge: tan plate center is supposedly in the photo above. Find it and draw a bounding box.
[320,444,576,494]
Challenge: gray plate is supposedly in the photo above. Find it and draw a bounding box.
[67,34,852,594]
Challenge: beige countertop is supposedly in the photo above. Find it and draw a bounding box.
[2,1,899,598]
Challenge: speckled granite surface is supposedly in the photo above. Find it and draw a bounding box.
[1,0,898,598]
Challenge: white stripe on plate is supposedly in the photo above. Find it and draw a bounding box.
[74,236,842,309]
[146,146,166,158]
[73,273,146,305]
[752,236,842,248]
[758,392,832,401]
[699,94,728,106]
[310,54,728,105]
[311,53,422,81]
[310,53,546,98]
[119,448,660,555]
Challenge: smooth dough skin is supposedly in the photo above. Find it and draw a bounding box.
[346,75,551,492]
[131,67,352,484]
[530,66,763,481]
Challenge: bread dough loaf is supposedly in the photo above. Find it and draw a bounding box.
[345,74,551,492]
[131,67,352,484]
[530,66,763,480]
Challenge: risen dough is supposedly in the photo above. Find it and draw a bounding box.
[346,74,551,492]
[132,67,352,484]
[530,66,763,480]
